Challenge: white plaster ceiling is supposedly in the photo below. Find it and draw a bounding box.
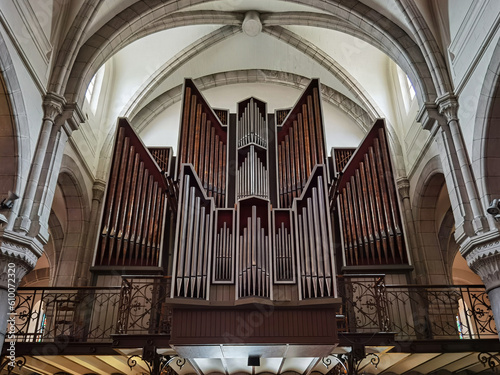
[84,0,418,157]
[180,0,329,14]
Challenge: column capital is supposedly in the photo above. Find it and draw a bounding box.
[397,177,411,200]
[0,229,43,288]
[436,92,459,123]
[92,180,107,202]
[42,92,66,122]
[461,231,500,289]
[467,250,500,292]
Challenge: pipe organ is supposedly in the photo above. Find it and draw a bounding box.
[94,79,410,307]
[178,81,227,208]
[277,85,326,208]
[95,120,169,267]
[336,120,408,268]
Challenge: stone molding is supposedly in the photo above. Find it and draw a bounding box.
[42,92,66,122]
[0,230,43,289]
[467,251,500,292]
[436,93,459,124]
[92,180,106,202]
[397,177,411,200]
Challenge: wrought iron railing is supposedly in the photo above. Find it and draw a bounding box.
[338,275,498,340]
[337,275,390,334]
[7,286,121,343]
[384,284,498,340]
[6,276,497,345]
[116,276,172,335]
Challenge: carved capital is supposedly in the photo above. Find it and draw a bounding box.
[436,92,459,124]
[467,251,500,292]
[42,92,66,122]
[463,234,500,291]
[0,230,43,289]
[397,178,411,200]
[0,254,32,290]
[92,180,107,202]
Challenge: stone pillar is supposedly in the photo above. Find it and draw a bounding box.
[0,230,41,348]
[464,241,500,338]
[434,94,488,242]
[397,178,427,283]
[14,95,83,244]
[77,180,106,286]
[15,93,65,235]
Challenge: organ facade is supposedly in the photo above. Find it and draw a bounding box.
[90,78,409,359]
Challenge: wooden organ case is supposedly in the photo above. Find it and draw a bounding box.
[93,78,411,356]
[167,80,339,355]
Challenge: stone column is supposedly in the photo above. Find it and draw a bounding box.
[464,241,500,338]
[77,180,106,286]
[0,231,41,348]
[397,178,427,283]
[14,95,83,244]
[435,94,488,242]
[15,93,65,235]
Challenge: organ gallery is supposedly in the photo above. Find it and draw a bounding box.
[91,78,409,356]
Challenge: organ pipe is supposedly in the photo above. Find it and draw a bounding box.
[237,203,270,299]
[294,166,336,299]
[277,80,326,208]
[96,119,168,267]
[172,165,214,299]
[336,120,407,267]
[177,79,227,207]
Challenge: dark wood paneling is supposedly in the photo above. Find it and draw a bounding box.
[170,307,337,345]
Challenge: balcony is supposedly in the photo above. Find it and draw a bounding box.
[337,275,498,341]
[4,276,498,345]
[2,276,499,375]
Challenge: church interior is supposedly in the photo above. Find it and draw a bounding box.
[1,1,500,374]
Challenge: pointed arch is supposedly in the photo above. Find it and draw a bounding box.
[53,155,90,286]
[59,1,438,109]
[0,31,30,229]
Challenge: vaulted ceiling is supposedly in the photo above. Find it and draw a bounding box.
[31,0,456,176]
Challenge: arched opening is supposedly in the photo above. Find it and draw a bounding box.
[52,169,89,287]
[415,171,452,284]
[0,72,17,211]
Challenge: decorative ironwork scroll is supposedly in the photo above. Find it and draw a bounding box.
[8,286,121,343]
[117,277,171,335]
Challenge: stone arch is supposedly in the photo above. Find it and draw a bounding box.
[95,70,404,181]
[53,155,90,286]
[59,1,437,108]
[412,156,453,284]
[472,37,500,230]
[0,32,30,229]
[19,209,64,287]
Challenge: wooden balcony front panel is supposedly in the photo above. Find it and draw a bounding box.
[169,307,338,346]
